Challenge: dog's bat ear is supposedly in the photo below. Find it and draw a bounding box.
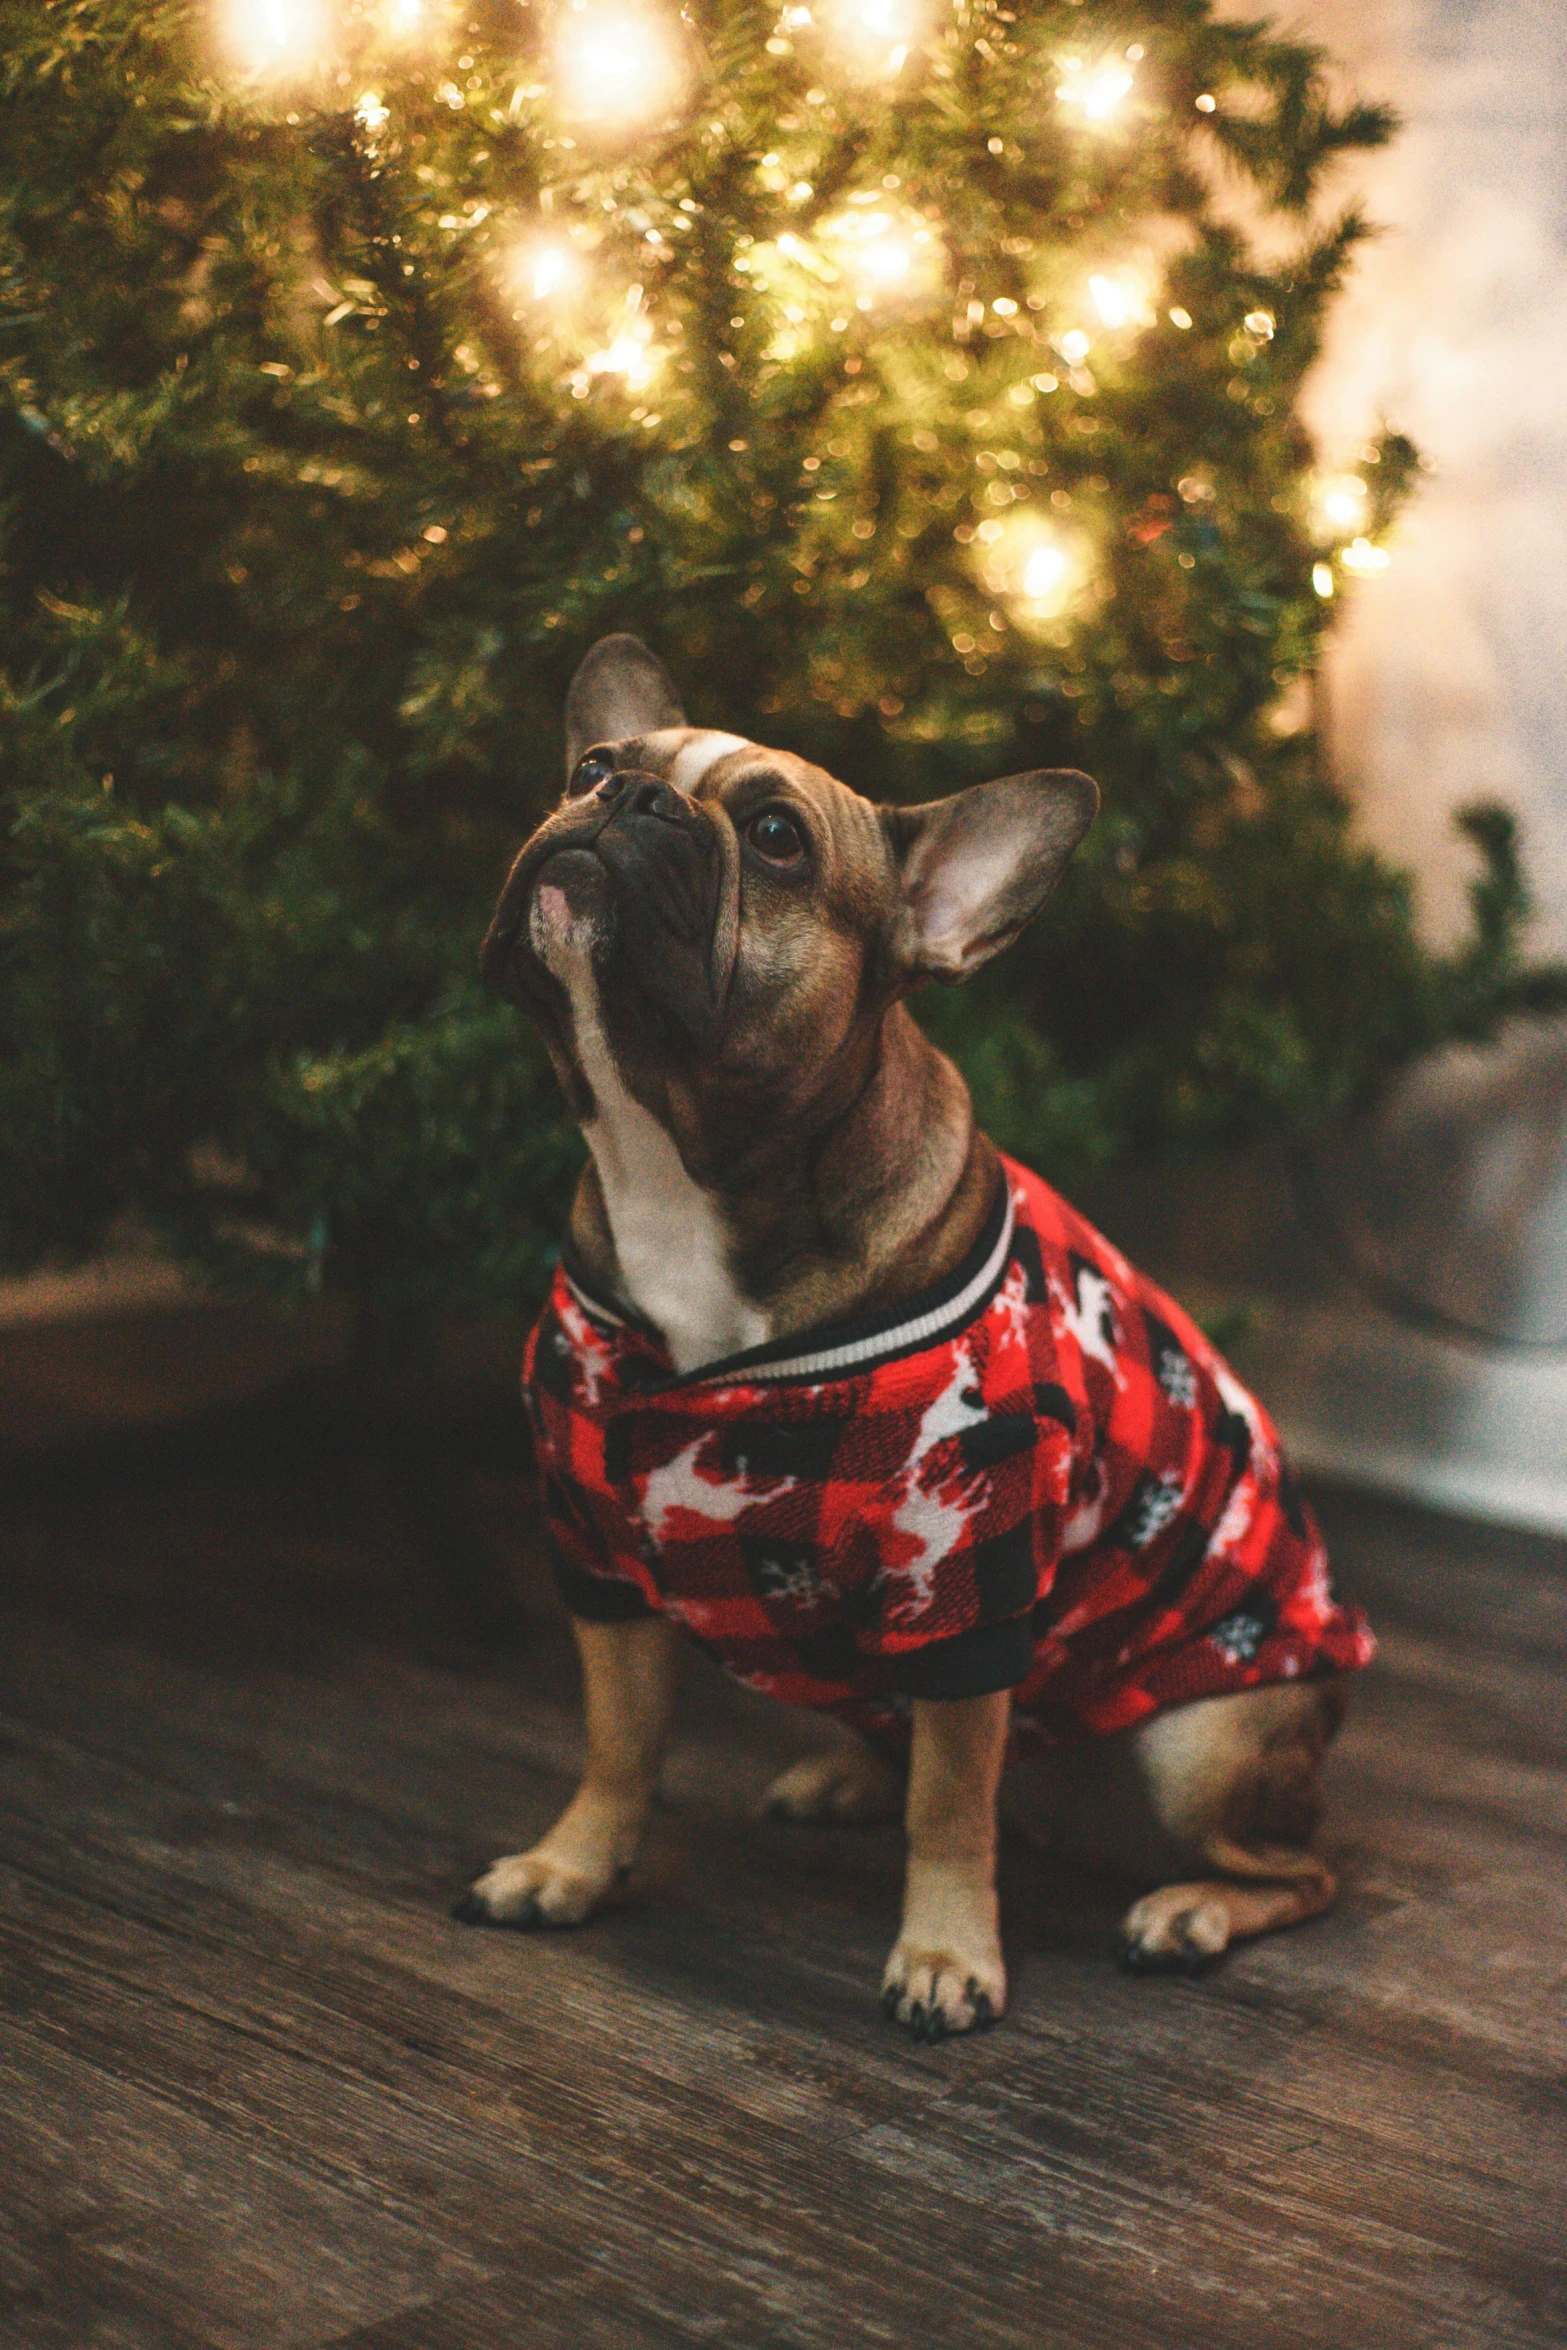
[564,635,686,775]
[886,768,1098,981]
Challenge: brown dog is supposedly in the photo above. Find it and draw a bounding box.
[458,634,1369,2037]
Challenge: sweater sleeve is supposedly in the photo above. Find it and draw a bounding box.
[540,1471,658,1624]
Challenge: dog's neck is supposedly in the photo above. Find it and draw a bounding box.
[560,972,994,1375]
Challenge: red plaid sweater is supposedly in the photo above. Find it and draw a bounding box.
[525,1157,1373,1748]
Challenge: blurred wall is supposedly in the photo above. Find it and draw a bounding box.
[1225,0,1567,1527]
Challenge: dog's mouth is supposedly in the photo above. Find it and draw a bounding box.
[481,783,741,1026]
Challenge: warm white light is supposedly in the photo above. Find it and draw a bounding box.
[1056,57,1134,124]
[1244,309,1275,340]
[822,0,924,77]
[552,4,684,125]
[1340,536,1391,575]
[1318,475,1367,531]
[384,0,425,33]
[1312,562,1335,598]
[222,0,327,74]
[1056,328,1091,366]
[583,305,663,390]
[1023,542,1071,601]
[1088,270,1152,330]
[527,240,577,300]
[973,514,1090,629]
[1168,305,1193,330]
[824,205,940,302]
[355,89,390,133]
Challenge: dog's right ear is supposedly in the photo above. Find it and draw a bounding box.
[564,635,686,775]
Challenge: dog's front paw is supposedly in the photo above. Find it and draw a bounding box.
[760,1746,902,1824]
[451,1846,618,1932]
[880,1937,1006,2040]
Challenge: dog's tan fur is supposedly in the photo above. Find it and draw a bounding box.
[464,637,1351,2031]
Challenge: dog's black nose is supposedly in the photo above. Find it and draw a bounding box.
[626,777,690,824]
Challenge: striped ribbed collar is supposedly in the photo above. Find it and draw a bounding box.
[559,1176,1016,1390]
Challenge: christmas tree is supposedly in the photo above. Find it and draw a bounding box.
[3,0,1561,1324]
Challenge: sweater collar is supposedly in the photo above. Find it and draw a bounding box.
[560,1174,1015,1389]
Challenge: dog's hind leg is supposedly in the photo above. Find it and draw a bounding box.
[760,1735,903,1823]
[1119,1679,1346,1971]
[1007,1679,1348,1973]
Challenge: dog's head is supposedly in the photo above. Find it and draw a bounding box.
[482,634,1097,1169]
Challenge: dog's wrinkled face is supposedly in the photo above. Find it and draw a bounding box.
[481,634,1097,1172]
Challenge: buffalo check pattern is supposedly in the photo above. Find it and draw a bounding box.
[524,1156,1374,1749]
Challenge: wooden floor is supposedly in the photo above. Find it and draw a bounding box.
[0,1436,1562,2349]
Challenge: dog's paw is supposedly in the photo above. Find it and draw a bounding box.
[879,1939,1006,2040]
[451,1847,615,1932]
[760,1747,903,1824]
[1118,1885,1232,1976]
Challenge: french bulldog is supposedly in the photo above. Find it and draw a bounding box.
[458,633,1372,2037]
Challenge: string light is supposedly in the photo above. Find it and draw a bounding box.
[516,237,579,302]
[1340,536,1391,576]
[1316,474,1367,533]
[1055,55,1135,125]
[382,0,427,35]
[552,3,684,126]
[1312,562,1334,598]
[972,512,1091,631]
[1088,270,1153,330]
[824,205,940,303]
[355,89,390,134]
[220,0,327,75]
[821,0,924,78]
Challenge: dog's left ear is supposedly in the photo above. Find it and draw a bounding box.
[887,769,1099,981]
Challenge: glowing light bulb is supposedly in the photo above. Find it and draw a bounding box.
[1023,542,1070,602]
[222,0,327,74]
[528,241,577,300]
[1056,56,1135,124]
[1056,328,1091,366]
[356,89,390,134]
[552,4,684,125]
[1315,472,1372,538]
[1088,271,1152,330]
[825,205,940,302]
[1312,562,1335,598]
[972,514,1089,630]
[822,0,924,76]
[1340,537,1391,576]
[385,0,425,32]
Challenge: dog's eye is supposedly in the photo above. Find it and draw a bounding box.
[568,751,616,799]
[746,809,807,867]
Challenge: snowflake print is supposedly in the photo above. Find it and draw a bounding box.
[1209,1611,1265,1664]
[1126,1469,1186,1549]
[1158,1347,1197,1410]
[754,1553,821,1605]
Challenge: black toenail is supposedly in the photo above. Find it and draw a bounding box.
[450,1890,492,1926]
[880,1984,902,2020]
[972,1990,995,2026]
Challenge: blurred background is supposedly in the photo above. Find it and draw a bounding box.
[4,0,1566,1559]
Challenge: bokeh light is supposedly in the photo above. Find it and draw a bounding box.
[219,0,328,76]
[821,0,925,78]
[1055,55,1136,125]
[551,3,685,125]
[972,512,1092,632]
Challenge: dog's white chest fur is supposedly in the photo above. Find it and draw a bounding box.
[535,901,767,1374]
